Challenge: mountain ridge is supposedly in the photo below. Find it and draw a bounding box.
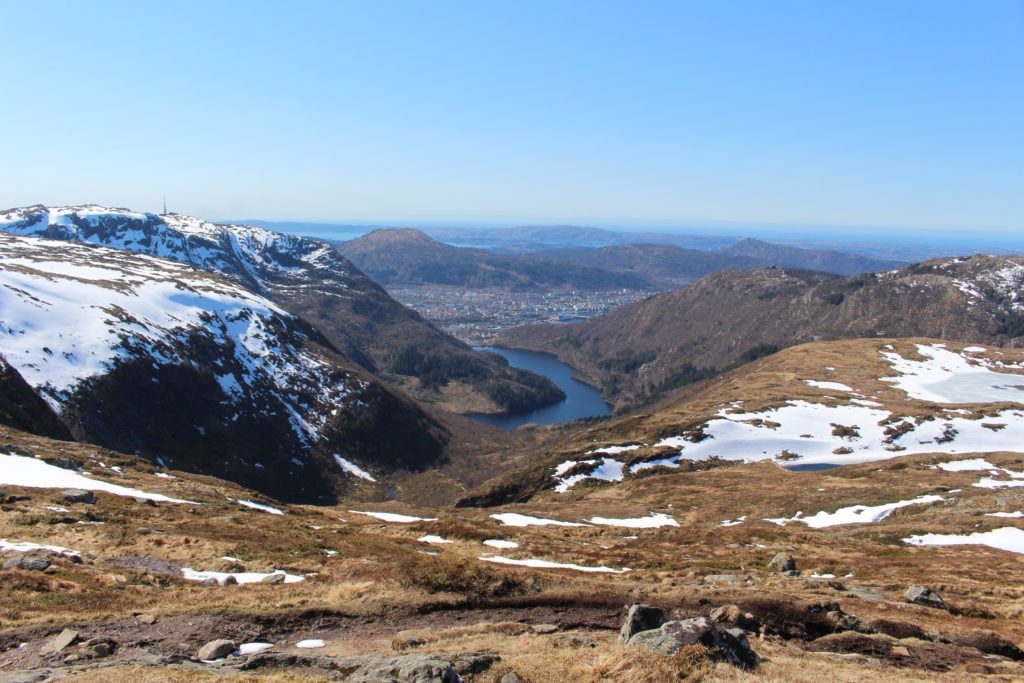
[494,256,1024,408]
[0,231,451,502]
[0,205,563,414]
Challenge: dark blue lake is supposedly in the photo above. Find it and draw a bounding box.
[470,347,612,429]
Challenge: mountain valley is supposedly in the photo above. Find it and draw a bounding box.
[2,206,1024,680]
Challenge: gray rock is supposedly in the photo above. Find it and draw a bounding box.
[620,604,669,643]
[42,629,80,654]
[47,457,82,471]
[3,557,51,571]
[220,575,238,586]
[83,638,114,657]
[767,552,797,572]
[500,673,524,683]
[260,573,286,584]
[904,585,944,608]
[531,623,558,634]
[198,638,237,661]
[627,617,761,669]
[62,489,96,504]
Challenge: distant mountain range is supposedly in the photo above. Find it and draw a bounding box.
[337,228,902,293]
[336,228,650,290]
[495,256,1024,409]
[0,206,563,415]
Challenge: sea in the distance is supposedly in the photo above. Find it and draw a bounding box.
[469,347,611,429]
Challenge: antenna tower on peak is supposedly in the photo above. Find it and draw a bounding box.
[163,196,167,215]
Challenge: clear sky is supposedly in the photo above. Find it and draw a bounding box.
[1,1,1021,243]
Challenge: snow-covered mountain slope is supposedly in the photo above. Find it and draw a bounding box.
[0,232,446,503]
[0,205,564,414]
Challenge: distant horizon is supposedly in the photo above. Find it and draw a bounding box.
[231,216,1024,252]
[3,2,1020,246]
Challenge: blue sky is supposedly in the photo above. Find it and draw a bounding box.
[1,1,1021,243]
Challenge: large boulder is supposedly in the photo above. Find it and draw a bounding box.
[767,552,797,573]
[904,585,944,608]
[619,604,669,643]
[198,639,238,661]
[627,617,761,669]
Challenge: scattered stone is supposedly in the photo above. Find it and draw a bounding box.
[890,645,910,657]
[710,604,762,632]
[767,552,797,572]
[47,457,83,471]
[62,489,96,504]
[260,573,286,584]
[824,607,866,633]
[220,575,238,586]
[42,629,80,654]
[3,557,51,572]
[904,585,944,608]
[392,633,428,650]
[619,604,669,643]
[198,639,238,661]
[709,604,741,624]
[135,497,158,507]
[83,637,115,658]
[627,617,761,669]
[137,614,158,625]
[531,623,558,634]
[500,673,524,683]
[238,652,478,681]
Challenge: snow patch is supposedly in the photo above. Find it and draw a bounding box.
[766,495,944,528]
[904,527,1024,554]
[349,510,437,523]
[586,513,679,528]
[333,455,376,482]
[0,453,195,504]
[479,555,630,573]
[490,513,590,527]
[231,498,284,515]
[417,535,452,544]
[181,568,303,584]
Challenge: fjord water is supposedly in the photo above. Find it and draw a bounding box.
[471,347,611,429]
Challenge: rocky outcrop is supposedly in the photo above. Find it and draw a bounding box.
[626,617,761,669]
[904,585,945,608]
